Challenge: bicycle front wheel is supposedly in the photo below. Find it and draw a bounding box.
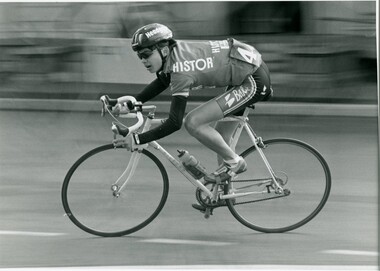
[226,138,331,233]
[62,144,169,237]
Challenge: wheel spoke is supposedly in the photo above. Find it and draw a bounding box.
[226,138,331,233]
[62,145,169,237]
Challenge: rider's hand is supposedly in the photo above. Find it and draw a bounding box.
[111,104,121,116]
[113,134,134,150]
[101,95,120,116]
[113,134,147,151]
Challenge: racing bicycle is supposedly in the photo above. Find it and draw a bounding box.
[61,95,331,237]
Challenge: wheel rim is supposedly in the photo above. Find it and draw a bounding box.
[62,145,169,237]
[227,138,331,233]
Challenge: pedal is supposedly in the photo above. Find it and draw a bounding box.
[191,204,214,218]
[204,207,213,219]
[216,172,232,184]
[204,171,231,184]
[192,203,206,212]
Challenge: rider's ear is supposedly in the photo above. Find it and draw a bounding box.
[161,46,170,57]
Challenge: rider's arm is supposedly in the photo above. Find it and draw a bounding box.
[135,72,170,103]
[133,95,187,144]
[135,77,168,103]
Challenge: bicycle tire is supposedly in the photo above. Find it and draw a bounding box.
[62,144,169,237]
[226,138,331,233]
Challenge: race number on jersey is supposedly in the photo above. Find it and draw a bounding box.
[229,39,262,67]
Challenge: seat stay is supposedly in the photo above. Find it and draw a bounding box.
[244,124,284,192]
[221,107,251,151]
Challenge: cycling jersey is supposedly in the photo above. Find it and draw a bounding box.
[134,38,269,145]
[163,38,262,97]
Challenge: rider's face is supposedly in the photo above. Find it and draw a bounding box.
[138,49,162,73]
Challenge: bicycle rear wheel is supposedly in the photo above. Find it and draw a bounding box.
[226,138,331,233]
[62,144,169,237]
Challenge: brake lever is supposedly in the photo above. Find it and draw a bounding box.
[100,95,109,117]
[111,122,130,137]
[100,95,106,117]
[111,122,118,134]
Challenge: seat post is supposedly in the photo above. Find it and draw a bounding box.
[242,106,252,118]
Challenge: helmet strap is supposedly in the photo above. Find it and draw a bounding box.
[155,45,168,72]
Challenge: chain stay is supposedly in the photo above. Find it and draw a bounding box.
[230,191,290,206]
[196,178,289,208]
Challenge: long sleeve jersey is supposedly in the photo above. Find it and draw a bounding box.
[135,38,263,144]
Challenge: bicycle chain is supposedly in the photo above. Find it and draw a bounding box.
[231,178,271,183]
[197,179,289,208]
[228,193,289,206]
[203,193,289,207]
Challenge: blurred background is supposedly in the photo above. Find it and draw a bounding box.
[0,3,378,268]
[0,1,377,107]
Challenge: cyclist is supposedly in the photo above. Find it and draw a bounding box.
[111,22,273,187]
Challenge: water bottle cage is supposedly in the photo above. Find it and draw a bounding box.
[185,165,205,180]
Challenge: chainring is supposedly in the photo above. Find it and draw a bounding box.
[195,181,226,208]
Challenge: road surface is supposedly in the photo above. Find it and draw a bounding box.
[0,110,378,270]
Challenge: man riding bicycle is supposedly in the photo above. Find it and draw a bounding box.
[111,23,273,201]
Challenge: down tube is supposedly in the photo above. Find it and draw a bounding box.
[148,141,213,198]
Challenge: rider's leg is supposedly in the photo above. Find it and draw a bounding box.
[186,62,272,171]
[184,99,238,162]
[191,63,273,212]
[184,85,255,174]
[214,119,240,166]
[214,62,273,164]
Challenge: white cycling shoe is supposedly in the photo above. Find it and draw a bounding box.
[191,156,247,213]
[225,156,247,175]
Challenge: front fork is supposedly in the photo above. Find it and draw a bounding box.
[110,114,154,197]
[111,150,143,197]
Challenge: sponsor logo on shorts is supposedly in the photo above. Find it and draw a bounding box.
[224,87,251,108]
[224,94,235,107]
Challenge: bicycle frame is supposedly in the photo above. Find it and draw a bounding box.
[111,106,283,202]
[62,98,331,236]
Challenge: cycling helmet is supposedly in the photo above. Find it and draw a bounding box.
[131,23,173,51]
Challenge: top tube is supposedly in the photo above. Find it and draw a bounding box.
[101,95,252,135]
